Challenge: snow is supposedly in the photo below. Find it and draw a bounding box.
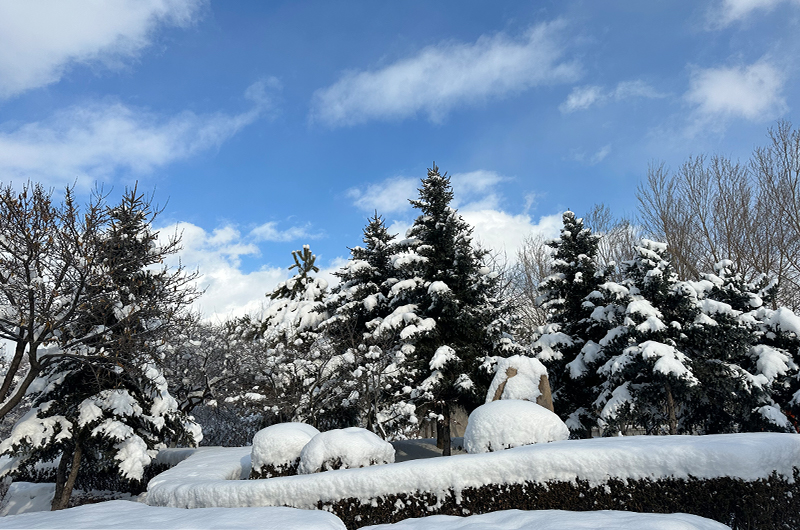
[532,331,573,361]
[636,315,667,333]
[0,499,347,529]
[762,306,800,335]
[627,299,661,319]
[756,405,791,429]
[146,433,800,511]
[361,509,730,530]
[598,383,633,422]
[430,346,458,370]
[298,427,395,474]
[750,344,792,382]
[0,482,55,516]
[251,423,320,476]
[463,400,569,453]
[638,341,696,382]
[485,355,548,403]
[427,281,450,294]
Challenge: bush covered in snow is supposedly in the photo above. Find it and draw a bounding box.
[298,427,394,474]
[250,423,320,479]
[464,400,569,453]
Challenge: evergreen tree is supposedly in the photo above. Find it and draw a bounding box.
[682,261,794,434]
[594,240,699,435]
[0,186,201,510]
[321,214,416,438]
[390,164,524,454]
[534,211,610,437]
[260,246,356,429]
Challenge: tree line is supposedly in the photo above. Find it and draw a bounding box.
[1,122,800,510]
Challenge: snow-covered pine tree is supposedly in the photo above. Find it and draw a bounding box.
[755,305,800,432]
[681,260,795,434]
[260,246,356,429]
[0,186,201,510]
[0,356,201,510]
[534,211,610,438]
[321,214,417,438]
[390,164,524,454]
[595,240,699,435]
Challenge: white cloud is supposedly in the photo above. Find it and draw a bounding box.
[159,220,327,321]
[560,85,604,113]
[389,210,561,264]
[347,177,418,214]
[250,221,322,242]
[0,0,205,99]
[311,20,580,127]
[462,210,562,259]
[0,79,277,188]
[685,60,787,122]
[707,0,800,28]
[560,80,664,113]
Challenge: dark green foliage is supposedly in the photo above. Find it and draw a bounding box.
[321,214,417,438]
[535,211,610,437]
[395,165,525,447]
[320,469,800,530]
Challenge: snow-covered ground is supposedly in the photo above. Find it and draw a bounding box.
[0,500,346,529]
[145,433,800,510]
[0,503,729,529]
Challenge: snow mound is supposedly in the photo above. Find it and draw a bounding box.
[298,427,395,474]
[486,355,549,403]
[0,482,55,516]
[0,499,347,529]
[464,400,569,454]
[361,509,730,530]
[251,423,320,478]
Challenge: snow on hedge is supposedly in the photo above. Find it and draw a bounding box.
[146,433,800,510]
[252,423,320,477]
[298,427,394,474]
[464,401,569,453]
[362,509,730,530]
[0,499,346,529]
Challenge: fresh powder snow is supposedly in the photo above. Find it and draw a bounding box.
[251,422,320,476]
[463,400,569,453]
[298,427,395,474]
[360,509,730,530]
[485,355,548,403]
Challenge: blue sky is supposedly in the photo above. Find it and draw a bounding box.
[1,0,798,319]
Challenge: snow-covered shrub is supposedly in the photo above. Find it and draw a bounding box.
[298,427,394,474]
[250,423,320,479]
[464,400,569,453]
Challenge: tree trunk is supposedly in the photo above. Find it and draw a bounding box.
[664,382,677,436]
[0,340,26,404]
[441,403,451,456]
[0,365,40,422]
[51,443,82,511]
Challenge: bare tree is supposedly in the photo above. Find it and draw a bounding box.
[510,234,552,340]
[636,126,800,310]
[583,203,640,280]
[753,120,800,309]
[0,183,107,422]
[0,183,201,425]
